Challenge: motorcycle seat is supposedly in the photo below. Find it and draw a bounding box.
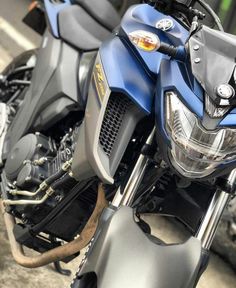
[59,5,117,51]
[73,0,121,31]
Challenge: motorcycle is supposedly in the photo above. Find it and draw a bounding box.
[0,0,236,287]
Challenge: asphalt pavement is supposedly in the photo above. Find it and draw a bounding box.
[0,1,235,288]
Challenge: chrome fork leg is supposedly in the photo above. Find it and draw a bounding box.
[196,169,236,250]
[112,128,156,208]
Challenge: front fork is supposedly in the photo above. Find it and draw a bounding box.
[196,172,236,249]
[112,127,235,251]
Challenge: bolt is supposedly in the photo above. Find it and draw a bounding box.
[55,195,62,202]
[39,174,45,180]
[8,182,15,189]
[34,157,47,166]
[194,58,201,64]
[160,160,168,169]
[193,45,200,51]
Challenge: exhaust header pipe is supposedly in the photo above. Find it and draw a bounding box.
[0,184,107,268]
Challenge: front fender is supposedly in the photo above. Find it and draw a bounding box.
[73,206,203,288]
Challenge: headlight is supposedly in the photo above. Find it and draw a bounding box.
[165,92,236,178]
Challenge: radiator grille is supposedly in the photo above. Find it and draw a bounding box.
[99,94,133,157]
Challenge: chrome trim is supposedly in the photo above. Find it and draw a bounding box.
[112,127,155,207]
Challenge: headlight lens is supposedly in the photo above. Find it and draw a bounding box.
[165,92,236,178]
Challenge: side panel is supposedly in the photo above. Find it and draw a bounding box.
[3,31,83,157]
[75,207,203,288]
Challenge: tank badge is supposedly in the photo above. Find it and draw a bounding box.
[156,19,174,31]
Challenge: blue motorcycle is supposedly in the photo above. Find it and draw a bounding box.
[0,0,235,286]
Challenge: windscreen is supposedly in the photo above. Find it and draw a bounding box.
[189,25,236,102]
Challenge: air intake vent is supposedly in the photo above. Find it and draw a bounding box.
[99,94,133,157]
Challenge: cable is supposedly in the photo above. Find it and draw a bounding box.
[197,0,224,31]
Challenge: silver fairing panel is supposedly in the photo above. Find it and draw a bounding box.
[72,54,114,183]
[74,206,203,288]
[71,54,144,184]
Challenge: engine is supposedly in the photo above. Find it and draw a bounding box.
[0,127,98,253]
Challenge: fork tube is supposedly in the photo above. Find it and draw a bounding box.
[196,169,236,250]
[112,127,155,208]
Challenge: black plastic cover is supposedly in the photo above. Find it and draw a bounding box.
[189,26,236,106]
[76,206,203,288]
[3,32,83,156]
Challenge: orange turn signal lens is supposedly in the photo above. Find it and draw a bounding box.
[129,30,160,52]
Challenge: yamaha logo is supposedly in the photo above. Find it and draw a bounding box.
[156,19,174,31]
[216,84,235,99]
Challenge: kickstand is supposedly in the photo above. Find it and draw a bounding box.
[53,261,71,276]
